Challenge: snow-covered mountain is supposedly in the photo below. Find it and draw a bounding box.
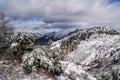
[1,26,120,80]
[34,28,79,45]
[51,26,120,80]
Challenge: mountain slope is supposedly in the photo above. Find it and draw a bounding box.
[35,28,79,45]
[51,26,119,58]
[51,26,120,80]
[1,26,120,80]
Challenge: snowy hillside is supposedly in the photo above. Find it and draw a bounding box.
[51,26,120,80]
[1,26,120,80]
[64,34,120,64]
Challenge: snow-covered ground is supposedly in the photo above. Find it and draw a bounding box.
[0,61,56,80]
[50,26,120,80]
[64,34,120,65]
[56,61,96,80]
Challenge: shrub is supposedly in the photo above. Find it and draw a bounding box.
[10,33,34,62]
[111,68,120,80]
[22,46,63,75]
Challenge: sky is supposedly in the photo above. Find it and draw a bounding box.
[0,0,120,32]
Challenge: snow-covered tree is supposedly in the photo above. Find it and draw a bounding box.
[11,33,34,62]
[0,12,14,54]
[22,46,63,75]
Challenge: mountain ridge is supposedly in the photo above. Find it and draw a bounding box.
[50,26,120,80]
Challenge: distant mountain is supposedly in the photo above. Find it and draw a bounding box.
[32,33,43,40]
[34,28,79,45]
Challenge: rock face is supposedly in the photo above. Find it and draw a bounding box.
[22,46,63,75]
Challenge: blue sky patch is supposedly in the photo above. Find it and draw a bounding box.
[24,18,43,23]
[109,0,120,3]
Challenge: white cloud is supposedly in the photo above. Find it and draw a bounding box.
[0,0,120,29]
